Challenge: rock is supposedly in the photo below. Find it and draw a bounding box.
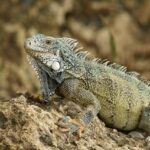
[0,95,147,150]
[146,137,150,149]
[128,131,145,139]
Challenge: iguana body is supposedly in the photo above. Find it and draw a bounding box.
[24,34,150,135]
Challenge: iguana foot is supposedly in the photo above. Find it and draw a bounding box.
[57,116,84,137]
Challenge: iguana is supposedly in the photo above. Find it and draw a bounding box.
[24,34,150,139]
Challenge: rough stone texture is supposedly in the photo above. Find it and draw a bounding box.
[0,95,147,150]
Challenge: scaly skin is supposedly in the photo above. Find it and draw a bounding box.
[24,34,150,137]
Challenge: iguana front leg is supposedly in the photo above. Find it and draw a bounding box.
[56,78,100,133]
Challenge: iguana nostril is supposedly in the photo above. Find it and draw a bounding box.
[29,41,31,45]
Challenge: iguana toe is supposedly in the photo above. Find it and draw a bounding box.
[57,116,84,136]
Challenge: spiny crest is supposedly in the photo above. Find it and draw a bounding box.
[61,37,91,60]
[62,37,78,50]
[75,50,90,59]
[61,37,150,87]
[109,63,127,72]
[74,49,150,87]
[103,62,150,87]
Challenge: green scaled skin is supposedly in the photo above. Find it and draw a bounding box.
[24,34,150,136]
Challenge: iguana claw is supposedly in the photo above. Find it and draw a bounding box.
[57,116,84,136]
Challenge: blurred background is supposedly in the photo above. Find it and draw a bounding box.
[0,0,150,100]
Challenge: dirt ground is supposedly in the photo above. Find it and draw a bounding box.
[0,0,150,149]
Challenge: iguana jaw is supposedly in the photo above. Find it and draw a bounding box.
[25,47,50,57]
[25,41,46,52]
[24,34,55,57]
[24,39,48,56]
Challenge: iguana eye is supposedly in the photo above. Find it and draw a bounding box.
[45,40,51,45]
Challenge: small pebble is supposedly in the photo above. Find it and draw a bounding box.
[146,136,150,142]
[146,141,150,149]
[128,131,145,139]
[112,129,117,133]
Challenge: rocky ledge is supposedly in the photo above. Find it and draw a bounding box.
[0,95,147,150]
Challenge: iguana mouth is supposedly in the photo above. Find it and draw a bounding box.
[26,49,56,59]
[24,39,52,56]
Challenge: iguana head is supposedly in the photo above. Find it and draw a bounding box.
[25,34,79,72]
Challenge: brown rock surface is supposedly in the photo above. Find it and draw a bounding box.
[0,95,147,150]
